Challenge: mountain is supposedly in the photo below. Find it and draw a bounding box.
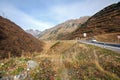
[68,2,120,41]
[0,16,44,59]
[26,29,41,37]
[38,16,89,40]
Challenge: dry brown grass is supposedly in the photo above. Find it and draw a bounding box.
[33,40,120,79]
[94,50,119,80]
[1,40,120,80]
[95,32,120,44]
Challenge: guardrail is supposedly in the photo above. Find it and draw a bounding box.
[91,41,120,48]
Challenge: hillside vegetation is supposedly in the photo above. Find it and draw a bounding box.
[64,2,120,42]
[0,16,44,59]
[0,40,120,80]
[95,32,120,43]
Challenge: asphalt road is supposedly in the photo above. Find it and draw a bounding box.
[78,40,120,53]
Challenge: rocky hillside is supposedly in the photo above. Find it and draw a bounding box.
[68,2,120,40]
[26,29,41,37]
[0,16,43,59]
[38,16,89,40]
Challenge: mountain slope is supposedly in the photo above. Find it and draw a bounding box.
[0,16,43,59]
[26,29,41,37]
[38,16,89,40]
[68,2,120,40]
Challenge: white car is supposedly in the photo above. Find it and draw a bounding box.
[92,39,97,42]
[89,39,97,43]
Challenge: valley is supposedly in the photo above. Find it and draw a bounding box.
[0,1,120,80]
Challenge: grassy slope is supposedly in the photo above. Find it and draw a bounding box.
[95,32,120,44]
[0,40,120,80]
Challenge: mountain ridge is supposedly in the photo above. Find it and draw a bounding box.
[38,16,90,40]
[26,29,41,37]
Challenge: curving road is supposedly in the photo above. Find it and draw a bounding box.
[78,40,120,53]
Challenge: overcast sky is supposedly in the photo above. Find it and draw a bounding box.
[0,0,119,31]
